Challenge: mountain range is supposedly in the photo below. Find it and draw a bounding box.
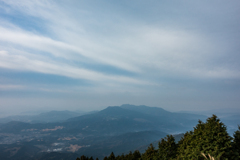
[0,110,96,124]
[0,104,210,159]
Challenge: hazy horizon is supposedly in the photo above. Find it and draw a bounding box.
[1,1,240,115]
[1,104,239,119]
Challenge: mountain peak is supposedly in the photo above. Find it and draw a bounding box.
[119,104,170,116]
[99,106,128,115]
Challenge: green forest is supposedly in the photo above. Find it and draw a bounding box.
[76,115,240,160]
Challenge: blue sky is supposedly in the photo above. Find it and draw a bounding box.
[0,0,240,115]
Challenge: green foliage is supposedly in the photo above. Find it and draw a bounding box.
[76,155,97,160]
[77,155,88,160]
[133,150,141,160]
[177,131,193,159]
[125,151,133,160]
[115,150,141,160]
[103,156,108,160]
[141,144,157,160]
[232,125,240,158]
[157,135,177,160]
[115,154,125,160]
[76,115,240,160]
[177,115,234,160]
[109,152,116,160]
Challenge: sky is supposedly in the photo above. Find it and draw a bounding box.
[0,0,240,115]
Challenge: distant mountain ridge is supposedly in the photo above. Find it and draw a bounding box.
[0,110,92,124]
[0,104,208,160]
[65,104,207,135]
[0,105,207,135]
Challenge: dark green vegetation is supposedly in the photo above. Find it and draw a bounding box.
[77,115,240,160]
[0,105,238,160]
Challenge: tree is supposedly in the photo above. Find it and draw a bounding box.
[124,151,133,160]
[108,152,116,160]
[232,125,240,158]
[177,115,234,160]
[89,156,94,160]
[77,155,89,160]
[177,131,193,159]
[76,115,239,160]
[157,135,177,160]
[116,154,125,160]
[133,150,141,160]
[141,143,157,160]
[103,156,108,160]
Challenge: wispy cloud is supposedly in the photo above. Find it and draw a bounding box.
[1,0,239,81]
[0,50,148,86]
[0,84,25,90]
[0,0,240,112]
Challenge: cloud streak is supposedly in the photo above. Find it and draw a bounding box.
[0,0,240,112]
[0,50,148,86]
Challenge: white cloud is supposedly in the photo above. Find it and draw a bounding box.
[0,0,240,113]
[0,0,239,88]
[0,84,25,90]
[0,50,148,86]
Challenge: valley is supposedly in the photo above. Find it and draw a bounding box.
[0,104,209,160]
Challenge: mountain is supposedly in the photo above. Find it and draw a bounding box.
[0,110,88,124]
[65,106,167,135]
[120,104,207,132]
[66,105,207,134]
[0,104,207,160]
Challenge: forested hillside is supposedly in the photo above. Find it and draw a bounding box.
[76,115,240,160]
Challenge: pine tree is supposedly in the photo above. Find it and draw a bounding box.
[141,143,157,160]
[78,155,88,160]
[89,156,94,160]
[133,150,141,160]
[157,135,177,160]
[177,131,193,160]
[103,156,108,160]
[232,125,240,158]
[108,152,116,160]
[177,115,234,160]
[116,153,125,160]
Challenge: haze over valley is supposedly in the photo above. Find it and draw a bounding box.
[0,105,210,159]
[0,104,239,159]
